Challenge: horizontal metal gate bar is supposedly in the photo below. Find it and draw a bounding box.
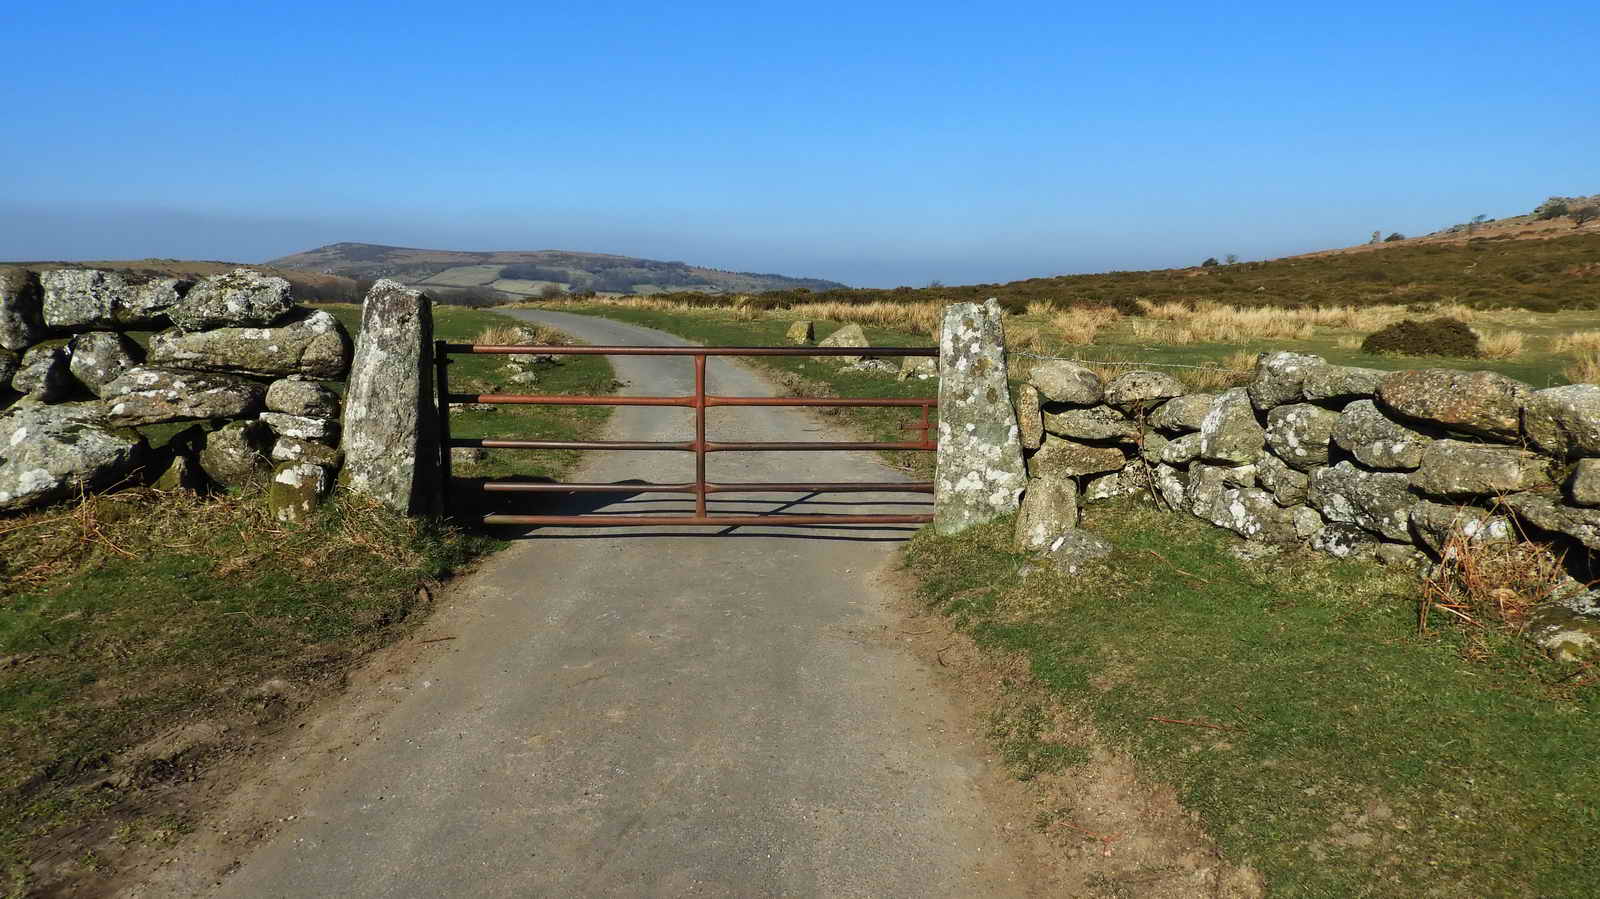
[435,341,938,529]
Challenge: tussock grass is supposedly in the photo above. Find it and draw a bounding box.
[472,322,570,347]
[1553,330,1600,355]
[1476,329,1527,360]
[1051,307,1120,345]
[1564,352,1600,384]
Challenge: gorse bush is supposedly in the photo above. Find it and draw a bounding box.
[1360,317,1482,358]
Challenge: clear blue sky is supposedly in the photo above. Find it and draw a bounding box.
[4,0,1596,287]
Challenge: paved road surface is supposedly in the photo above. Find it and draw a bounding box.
[208,311,1034,897]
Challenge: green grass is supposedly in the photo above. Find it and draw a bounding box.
[905,503,1600,898]
[0,303,614,895]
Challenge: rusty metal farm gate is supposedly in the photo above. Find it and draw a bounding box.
[434,341,939,528]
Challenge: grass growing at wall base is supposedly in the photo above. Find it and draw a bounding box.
[905,500,1600,898]
[0,305,615,895]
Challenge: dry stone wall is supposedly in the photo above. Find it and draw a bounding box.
[0,266,353,521]
[1011,350,1600,654]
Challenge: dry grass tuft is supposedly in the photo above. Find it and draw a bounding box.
[1009,326,1045,353]
[1564,352,1600,384]
[1052,307,1121,345]
[1553,331,1600,356]
[1133,300,1409,343]
[473,323,569,347]
[1476,330,1527,360]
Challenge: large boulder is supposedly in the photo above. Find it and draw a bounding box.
[341,281,439,515]
[1139,431,1168,464]
[1158,431,1202,465]
[1264,403,1339,471]
[1103,370,1184,411]
[0,349,16,393]
[0,268,47,351]
[1376,369,1529,441]
[198,420,273,488]
[1034,528,1115,576]
[1522,384,1600,459]
[1186,462,1256,523]
[1499,493,1600,551]
[1015,476,1079,550]
[1255,450,1309,506]
[40,269,189,331]
[268,461,331,524]
[1408,500,1516,554]
[1526,592,1600,662]
[1306,461,1415,541]
[1152,462,1188,509]
[270,436,342,467]
[1331,399,1432,471]
[1209,487,1322,545]
[265,378,342,418]
[0,403,147,512]
[1301,364,1387,403]
[1028,360,1103,406]
[12,344,74,402]
[1310,523,1381,560]
[101,366,266,426]
[1016,384,1043,450]
[152,452,206,492]
[67,331,144,396]
[1247,351,1325,410]
[1568,459,1600,507]
[1041,404,1138,442]
[1083,465,1146,503]
[1028,435,1127,478]
[785,320,814,344]
[933,300,1027,534]
[167,269,294,331]
[147,309,351,379]
[259,411,338,444]
[1408,440,1551,498]
[1149,393,1215,433]
[1198,388,1266,464]
[813,323,869,364]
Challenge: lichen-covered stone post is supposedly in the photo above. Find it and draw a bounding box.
[933,298,1027,535]
[341,280,439,515]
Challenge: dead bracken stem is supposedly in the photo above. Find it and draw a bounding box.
[1418,526,1571,638]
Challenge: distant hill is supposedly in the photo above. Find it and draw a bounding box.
[265,242,847,298]
[640,215,1600,315]
[3,258,366,303]
[1298,192,1600,259]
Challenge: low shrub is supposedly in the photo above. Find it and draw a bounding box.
[1360,317,1481,357]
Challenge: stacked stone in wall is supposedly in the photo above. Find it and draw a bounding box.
[0,266,352,521]
[1013,351,1600,656]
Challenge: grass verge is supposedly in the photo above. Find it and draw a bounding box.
[904,501,1600,897]
[0,305,614,896]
